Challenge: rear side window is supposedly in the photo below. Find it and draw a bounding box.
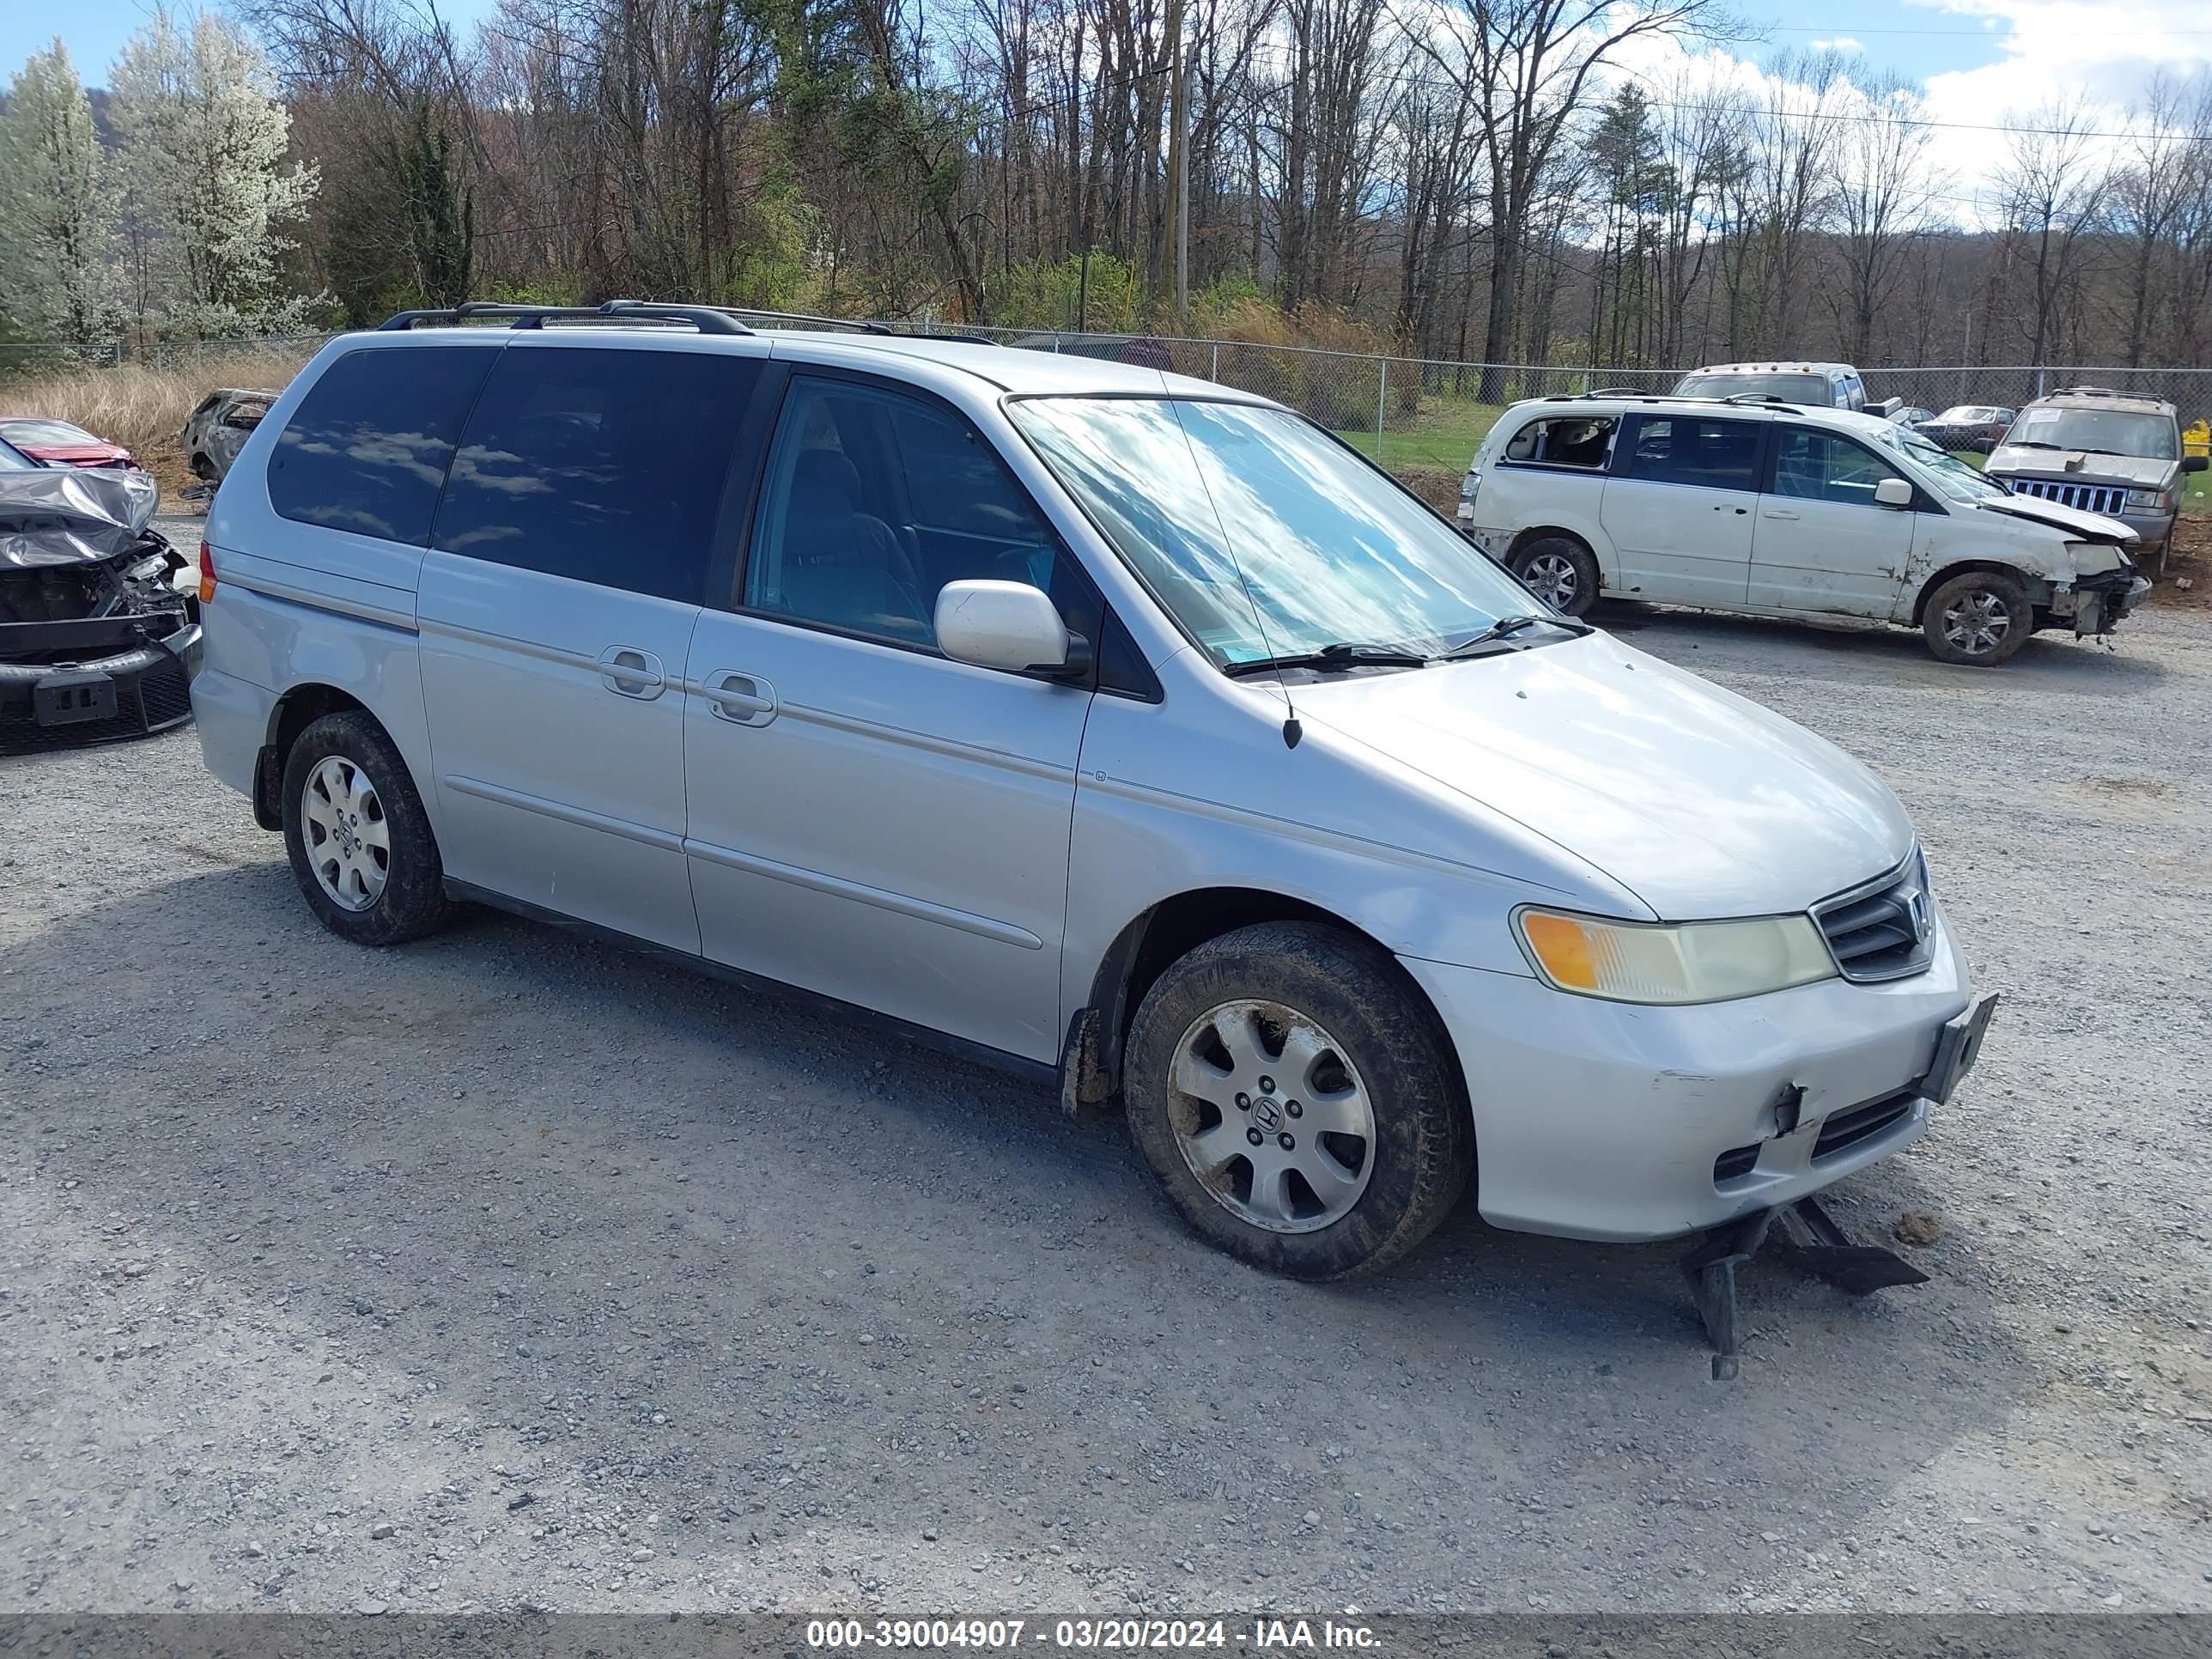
[1502,415,1615,470]
[268,347,493,544]
[433,347,760,604]
[1619,416,1761,491]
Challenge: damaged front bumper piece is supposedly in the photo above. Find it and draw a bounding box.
[1685,990,1998,1379]
[1,466,201,749]
[2054,568,2152,638]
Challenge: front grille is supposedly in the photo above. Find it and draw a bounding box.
[2008,477,2130,515]
[1814,855,1936,983]
[1812,1090,1917,1161]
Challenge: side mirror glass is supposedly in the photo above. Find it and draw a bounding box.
[1874,477,1913,509]
[935,579,1076,675]
[2184,454,2207,474]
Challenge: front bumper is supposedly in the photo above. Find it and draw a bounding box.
[2057,568,2152,635]
[1399,914,1978,1243]
[0,616,201,750]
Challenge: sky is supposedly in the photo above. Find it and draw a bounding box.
[5,0,2207,226]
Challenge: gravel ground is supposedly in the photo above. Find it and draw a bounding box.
[3,568,2209,1619]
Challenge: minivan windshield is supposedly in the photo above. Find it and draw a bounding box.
[1008,397,1543,668]
[1672,371,1829,404]
[1879,425,2009,504]
[2005,406,2178,459]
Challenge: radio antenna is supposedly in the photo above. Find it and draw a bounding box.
[1162,401,1302,749]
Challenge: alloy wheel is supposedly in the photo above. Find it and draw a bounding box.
[1167,999,1376,1234]
[301,755,390,912]
[1522,551,1580,611]
[1941,589,2014,658]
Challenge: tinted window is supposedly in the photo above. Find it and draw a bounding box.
[268,347,492,543]
[1620,416,1761,490]
[745,376,1074,650]
[1771,429,1905,507]
[1503,415,1615,469]
[434,347,759,603]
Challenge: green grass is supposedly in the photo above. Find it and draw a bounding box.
[1334,398,1504,473]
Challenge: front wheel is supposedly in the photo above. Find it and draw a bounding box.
[1507,537,1600,617]
[1923,570,2033,665]
[1124,922,1473,1280]
[280,711,455,945]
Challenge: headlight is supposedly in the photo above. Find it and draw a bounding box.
[2124,487,2172,511]
[1514,908,1837,1005]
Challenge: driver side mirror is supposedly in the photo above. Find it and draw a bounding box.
[1874,477,1914,509]
[2185,454,2208,474]
[935,579,1089,678]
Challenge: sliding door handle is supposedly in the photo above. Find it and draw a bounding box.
[599,646,665,699]
[702,670,779,727]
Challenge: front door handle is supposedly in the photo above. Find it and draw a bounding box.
[701,669,778,727]
[599,646,665,699]
[1763,507,1802,520]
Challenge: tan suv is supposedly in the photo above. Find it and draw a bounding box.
[1986,386,2205,568]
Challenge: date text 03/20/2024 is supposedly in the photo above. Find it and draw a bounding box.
[806,1618,1382,1650]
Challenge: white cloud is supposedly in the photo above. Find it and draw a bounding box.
[1811,36,1865,52]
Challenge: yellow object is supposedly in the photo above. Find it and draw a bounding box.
[2185,419,2209,459]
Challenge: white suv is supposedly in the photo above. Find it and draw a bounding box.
[1457,394,2149,665]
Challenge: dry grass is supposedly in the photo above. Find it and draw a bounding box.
[2,349,314,495]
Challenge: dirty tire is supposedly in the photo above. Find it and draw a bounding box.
[281,711,453,946]
[1125,921,1473,1280]
[1923,569,2033,666]
[1507,536,1601,617]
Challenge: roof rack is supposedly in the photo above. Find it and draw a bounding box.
[2050,385,2125,398]
[376,299,753,335]
[1720,392,1802,409]
[709,307,890,335]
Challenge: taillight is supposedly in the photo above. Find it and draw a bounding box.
[198,541,216,603]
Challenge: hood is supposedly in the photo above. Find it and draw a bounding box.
[1294,635,1914,921]
[1975,496,2137,544]
[1988,445,2172,488]
[0,465,160,568]
[27,443,135,466]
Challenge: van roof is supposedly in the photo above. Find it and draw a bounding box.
[368,302,1238,400]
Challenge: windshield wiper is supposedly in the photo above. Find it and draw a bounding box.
[1441,614,1593,658]
[2006,440,2062,449]
[1220,641,1432,678]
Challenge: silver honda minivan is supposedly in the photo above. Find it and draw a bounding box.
[191,302,1994,1279]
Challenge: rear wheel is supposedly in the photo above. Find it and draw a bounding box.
[1124,922,1473,1280]
[1923,570,2033,666]
[280,711,454,945]
[1507,536,1599,617]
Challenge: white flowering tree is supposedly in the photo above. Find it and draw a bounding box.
[109,10,320,337]
[0,40,119,347]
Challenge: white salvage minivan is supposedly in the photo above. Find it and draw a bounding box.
[1458,393,2149,664]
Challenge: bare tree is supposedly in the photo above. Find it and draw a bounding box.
[1826,66,1935,365]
